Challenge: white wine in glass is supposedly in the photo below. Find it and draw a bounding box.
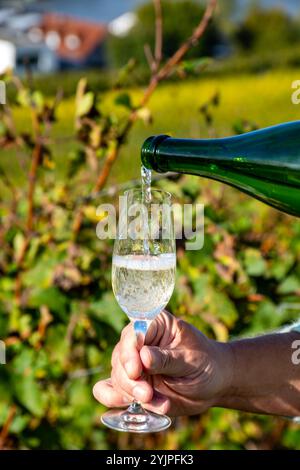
[101,188,176,433]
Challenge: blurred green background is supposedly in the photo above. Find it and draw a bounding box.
[1,0,300,450]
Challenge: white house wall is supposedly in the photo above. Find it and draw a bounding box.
[0,39,16,73]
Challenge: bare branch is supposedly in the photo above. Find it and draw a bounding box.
[27,142,43,233]
[158,0,217,80]
[142,0,218,105]
[144,43,155,71]
[0,405,16,449]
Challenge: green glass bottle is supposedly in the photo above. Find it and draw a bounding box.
[141,121,300,217]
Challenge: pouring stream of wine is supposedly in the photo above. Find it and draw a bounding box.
[141,166,152,255]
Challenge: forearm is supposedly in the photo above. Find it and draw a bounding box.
[216,332,300,417]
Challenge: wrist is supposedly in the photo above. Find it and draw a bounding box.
[210,340,235,407]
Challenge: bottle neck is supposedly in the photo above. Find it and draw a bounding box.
[141,134,233,174]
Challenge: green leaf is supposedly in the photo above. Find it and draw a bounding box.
[11,349,48,417]
[28,287,68,319]
[212,291,238,327]
[0,309,8,338]
[180,58,212,75]
[89,293,126,333]
[193,275,238,327]
[0,370,11,405]
[68,380,91,408]
[16,89,45,112]
[23,253,64,289]
[65,381,95,433]
[45,324,69,363]
[267,253,294,281]
[277,275,300,295]
[76,92,94,117]
[32,91,44,111]
[115,58,136,87]
[13,232,26,263]
[67,149,86,178]
[87,345,102,368]
[0,121,6,137]
[181,175,200,198]
[243,248,266,277]
[13,375,47,417]
[114,92,133,110]
[10,415,30,434]
[17,88,31,107]
[243,300,282,335]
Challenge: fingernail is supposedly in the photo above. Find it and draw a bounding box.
[133,385,148,402]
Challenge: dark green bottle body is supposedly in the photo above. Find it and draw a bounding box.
[141,121,300,217]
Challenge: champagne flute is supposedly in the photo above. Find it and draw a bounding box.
[101,188,176,433]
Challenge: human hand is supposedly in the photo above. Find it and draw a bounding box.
[93,310,233,416]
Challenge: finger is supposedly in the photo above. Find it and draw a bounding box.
[118,324,143,380]
[150,376,204,417]
[93,379,131,408]
[143,391,171,416]
[144,310,172,346]
[93,379,173,416]
[140,346,185,376]
[111,343,119,368]
[111,357,153,403]
[117,310,175,379]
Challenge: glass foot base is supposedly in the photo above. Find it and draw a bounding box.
[101,407,172,433]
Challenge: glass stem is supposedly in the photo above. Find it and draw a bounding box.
[133,320,149,346]
[132,320,150,394]
[122,400,148,426]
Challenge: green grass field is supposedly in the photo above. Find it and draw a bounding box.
[3,68,300,189]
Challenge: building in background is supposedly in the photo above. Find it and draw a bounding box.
[0,2,138,74]
[0,31,57,74]
[34,14,107,70]
[0,11,109,74]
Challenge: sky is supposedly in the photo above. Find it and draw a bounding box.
[36,0,147,23]
[33,0,300,23]
[240,0,299,15]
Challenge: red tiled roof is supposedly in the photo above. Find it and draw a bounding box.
[39,13,107,61]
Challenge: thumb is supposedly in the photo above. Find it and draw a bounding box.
[140,346,184,376]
